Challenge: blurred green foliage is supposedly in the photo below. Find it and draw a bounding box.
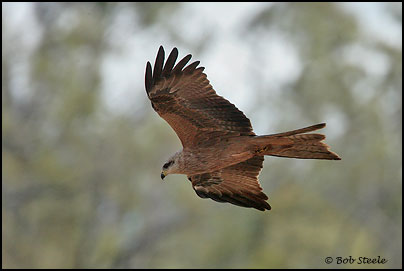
[2,2,402,268]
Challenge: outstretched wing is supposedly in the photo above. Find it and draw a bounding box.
[188,156,271,211]
[145,46,254,148]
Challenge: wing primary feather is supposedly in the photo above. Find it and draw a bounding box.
[162,47,178,77]
[183,61,200,73]
[194,66,205,73]
[153,46,165,83]
[145,61,153,94]
[172,54,192,74]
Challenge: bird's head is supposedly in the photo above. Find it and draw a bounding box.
[160,154,180,180]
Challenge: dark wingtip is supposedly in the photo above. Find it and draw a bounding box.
[257,200,271,211]
[250,202,271,211]
[333,155,342,160]
[146,46,203,94]
[172,54,192,74]
[153,46,165,83]
[145,61,153,94]
[162,47,179,77]
[158,45,164,55]
[183,60,200,73]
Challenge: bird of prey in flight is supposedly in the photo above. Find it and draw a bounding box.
[145,46,341,211]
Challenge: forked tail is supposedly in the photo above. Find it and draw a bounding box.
[252,123,341,160]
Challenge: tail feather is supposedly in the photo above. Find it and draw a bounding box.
[267,123,326,137]
[253,123,341,160]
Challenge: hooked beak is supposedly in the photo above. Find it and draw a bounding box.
[161,172,166,180]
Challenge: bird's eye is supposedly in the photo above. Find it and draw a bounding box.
[163,160,173,169]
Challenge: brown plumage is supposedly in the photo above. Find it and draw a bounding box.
[145,46,341,211]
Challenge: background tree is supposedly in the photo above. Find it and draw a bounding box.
[2,2,402,268]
